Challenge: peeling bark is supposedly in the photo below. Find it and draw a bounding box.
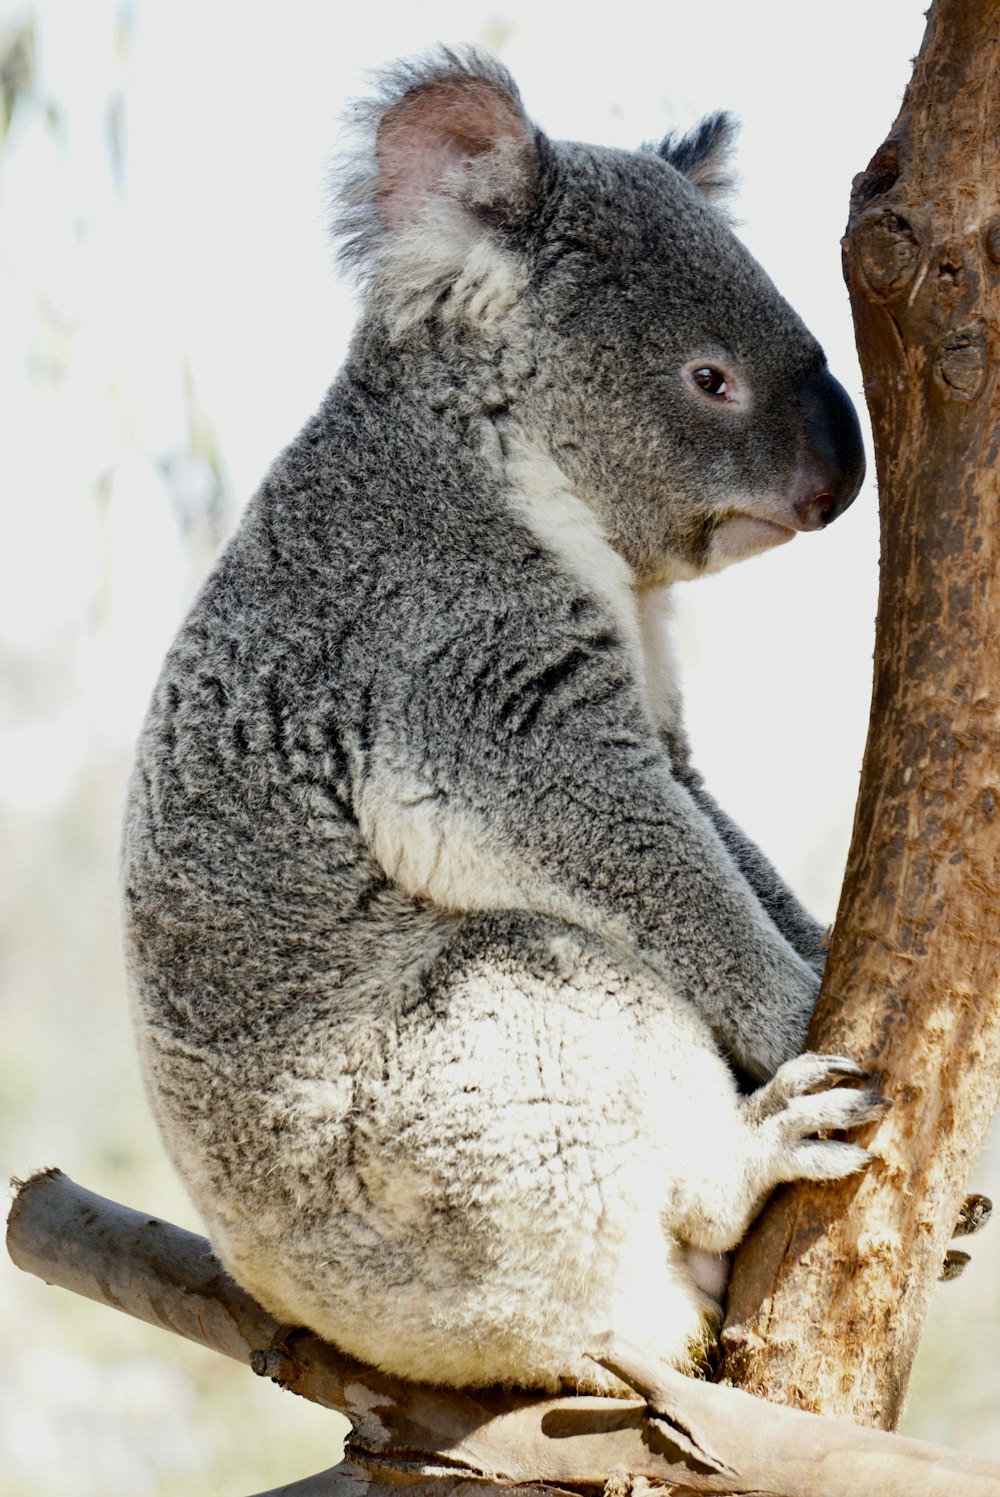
[722,0,1000,1428]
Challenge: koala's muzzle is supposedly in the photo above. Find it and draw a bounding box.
[792,366,866,530]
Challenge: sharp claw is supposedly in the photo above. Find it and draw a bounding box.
[821,1058,870,1082]
[827,1054,867,1068]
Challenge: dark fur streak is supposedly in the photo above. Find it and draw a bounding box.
[202,674,228,708]
[261,675,290,761]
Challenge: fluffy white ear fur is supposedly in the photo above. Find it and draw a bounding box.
[331,50,539,337]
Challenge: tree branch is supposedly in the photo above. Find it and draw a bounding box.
[8,1169,1000,1497]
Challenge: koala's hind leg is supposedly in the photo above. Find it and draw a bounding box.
[671,1052,891,1257]
[237,911,887,1392]
[321,909,761,1390]
[327,914,883,1389]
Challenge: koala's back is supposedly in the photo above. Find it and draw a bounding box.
[125,377,498,1048]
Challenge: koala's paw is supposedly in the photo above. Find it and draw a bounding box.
[744,1052,869,1122]
[745,1052,891,1185]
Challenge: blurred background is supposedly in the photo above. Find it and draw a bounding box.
[1,1,997,1491]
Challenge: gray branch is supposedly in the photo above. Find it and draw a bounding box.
[7,1169,1000,1497]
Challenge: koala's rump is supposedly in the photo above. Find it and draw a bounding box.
[129,894,729,1390]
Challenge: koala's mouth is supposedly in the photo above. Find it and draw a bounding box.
[709,513,796,565]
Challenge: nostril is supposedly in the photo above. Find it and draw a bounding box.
[795,493,836,530]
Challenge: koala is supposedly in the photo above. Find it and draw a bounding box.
[123,48,881,1394]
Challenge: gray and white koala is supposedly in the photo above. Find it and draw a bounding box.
[123,49,881,1393]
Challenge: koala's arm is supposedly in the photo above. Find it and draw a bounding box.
[685,779,827,975]
[662,735,827,975]
[356,606,820,1082]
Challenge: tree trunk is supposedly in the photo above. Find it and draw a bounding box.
[722,0,1000,1428]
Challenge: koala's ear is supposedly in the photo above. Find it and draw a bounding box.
[376,62,539,233]
[656,112,739,206]
[332,48,541,300]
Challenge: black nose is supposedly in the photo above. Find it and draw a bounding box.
[796,365,867,526]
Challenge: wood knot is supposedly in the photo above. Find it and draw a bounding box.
[940,1249,971,1282]
[933,324,988,401]
[986,218,1000,266]
[855,208,920,294]
[955,1191,993,1236]
[249,1345,303,1386]
[851,140,901,212]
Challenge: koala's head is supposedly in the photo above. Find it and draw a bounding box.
[334,49,865,584]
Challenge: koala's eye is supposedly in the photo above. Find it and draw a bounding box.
[691,366,728,398]
[681,359,745,410]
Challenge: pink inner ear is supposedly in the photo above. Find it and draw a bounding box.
[377,79,529,230]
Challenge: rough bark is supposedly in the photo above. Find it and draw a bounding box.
[722,0,1000,1428]
[9,1170,1000,1497]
